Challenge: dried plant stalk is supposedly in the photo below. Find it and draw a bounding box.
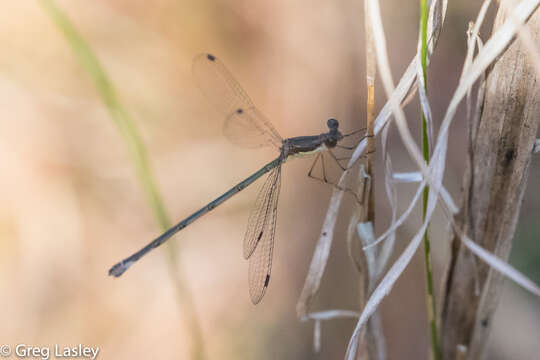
[441,6,540,360]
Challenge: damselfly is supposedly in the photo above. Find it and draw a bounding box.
[109,53,361,304]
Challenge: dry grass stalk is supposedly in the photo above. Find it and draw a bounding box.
[441,6,540,360]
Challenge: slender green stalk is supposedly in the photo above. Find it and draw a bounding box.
[420,1,440,359]
[40,1,205,359]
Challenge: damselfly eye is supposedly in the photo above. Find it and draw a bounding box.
[327,118,339,130]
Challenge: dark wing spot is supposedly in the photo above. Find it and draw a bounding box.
[481,318,489,327]
[236,108,244,114]
[264,274,270,287]
[207,54,216,61]
[322,232,327,236]
[257,231,263,241]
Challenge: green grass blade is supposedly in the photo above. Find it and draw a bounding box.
[39,1,205,358]
[419,0,440,359]
[40,0,169,229]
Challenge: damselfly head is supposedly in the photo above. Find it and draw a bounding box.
[324,118,343,148]
[327,118,339,130]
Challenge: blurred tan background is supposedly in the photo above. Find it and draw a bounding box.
[0,1,538,359]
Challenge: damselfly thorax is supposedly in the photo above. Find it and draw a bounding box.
[281,118,344,159]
